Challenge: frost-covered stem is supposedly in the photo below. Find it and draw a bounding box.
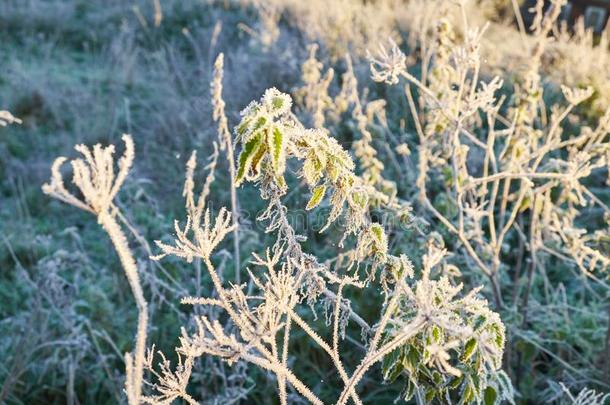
[271,331,286,405]
[278,314,292,405]
[467,172,566,188]
[521,195,539,327]
[228,161,241,285]
[98,211,148,405]
[212,53,241,285]
[242,352,323,405]
[332,282,345,356]
[369,285,403,353]
[498,178,511,234]
[604,306,610,385]
[201,257,272,361]
[408,86,503,306]
[288,308,361,405]
[400,71,486,149]
[337,317,426,405]
[323,289,370,333]
[419,183,503,306]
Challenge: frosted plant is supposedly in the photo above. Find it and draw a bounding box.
[367,38,406,86]
[144,88,509,404]
[377,246,512,404]
[27,0,610,403]
[234,87,365,235]
[294,44,335,129]
[42,135,148,405]
[559,383,610,405]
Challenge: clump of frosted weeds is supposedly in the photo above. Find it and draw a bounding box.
[366,1,610,311]
[140,85,509,404]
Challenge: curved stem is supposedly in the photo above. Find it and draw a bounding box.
[99,212,148,405]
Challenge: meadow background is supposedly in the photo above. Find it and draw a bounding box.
[1,0,609,404]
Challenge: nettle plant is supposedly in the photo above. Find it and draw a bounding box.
[43,55,511,403]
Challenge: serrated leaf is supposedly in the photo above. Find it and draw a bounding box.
[269,126,286,176]
[248,141,267,180]
[236,133,263,185]
[303,156,323,186]
[385,357,404,383]
[370,223,386,247]
[490,323,505,349]
[403,379,416,401]
[382,347,402,380]
[236,118,251,137]
[306,184,326,210]
[271,96,285,110]
[461,383,474,404]
[431,326,441,343]
[253,116,267,132]
[351,190,368,209]
[462,338,477,362]
[402,346,419,374]
[450,374,464,390]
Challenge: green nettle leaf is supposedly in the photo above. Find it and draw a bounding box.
[431,326,441,343]
[351,190,368,208]
[371,223,385,245]
[403,379,416,401]
[386,359,404,383]
[269,126,286,176]
[237,119,251,136]
[484,386,498,405]
[450,374,464,389]
[402,346,420,375]
[306,184,327,210]
[327,160,340,182]
[247,141,267,180]
[491,323,504,349]
[461,338,478,362]
[271,96,284,110]
[461,383,474,404]
[303,157,323,186]
[236,133,263,185]
[253,116,267,132]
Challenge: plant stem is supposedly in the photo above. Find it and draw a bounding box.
[99,211,148,405]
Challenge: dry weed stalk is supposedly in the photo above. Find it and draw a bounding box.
[211,53,241,284]
[42,135,148,405]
